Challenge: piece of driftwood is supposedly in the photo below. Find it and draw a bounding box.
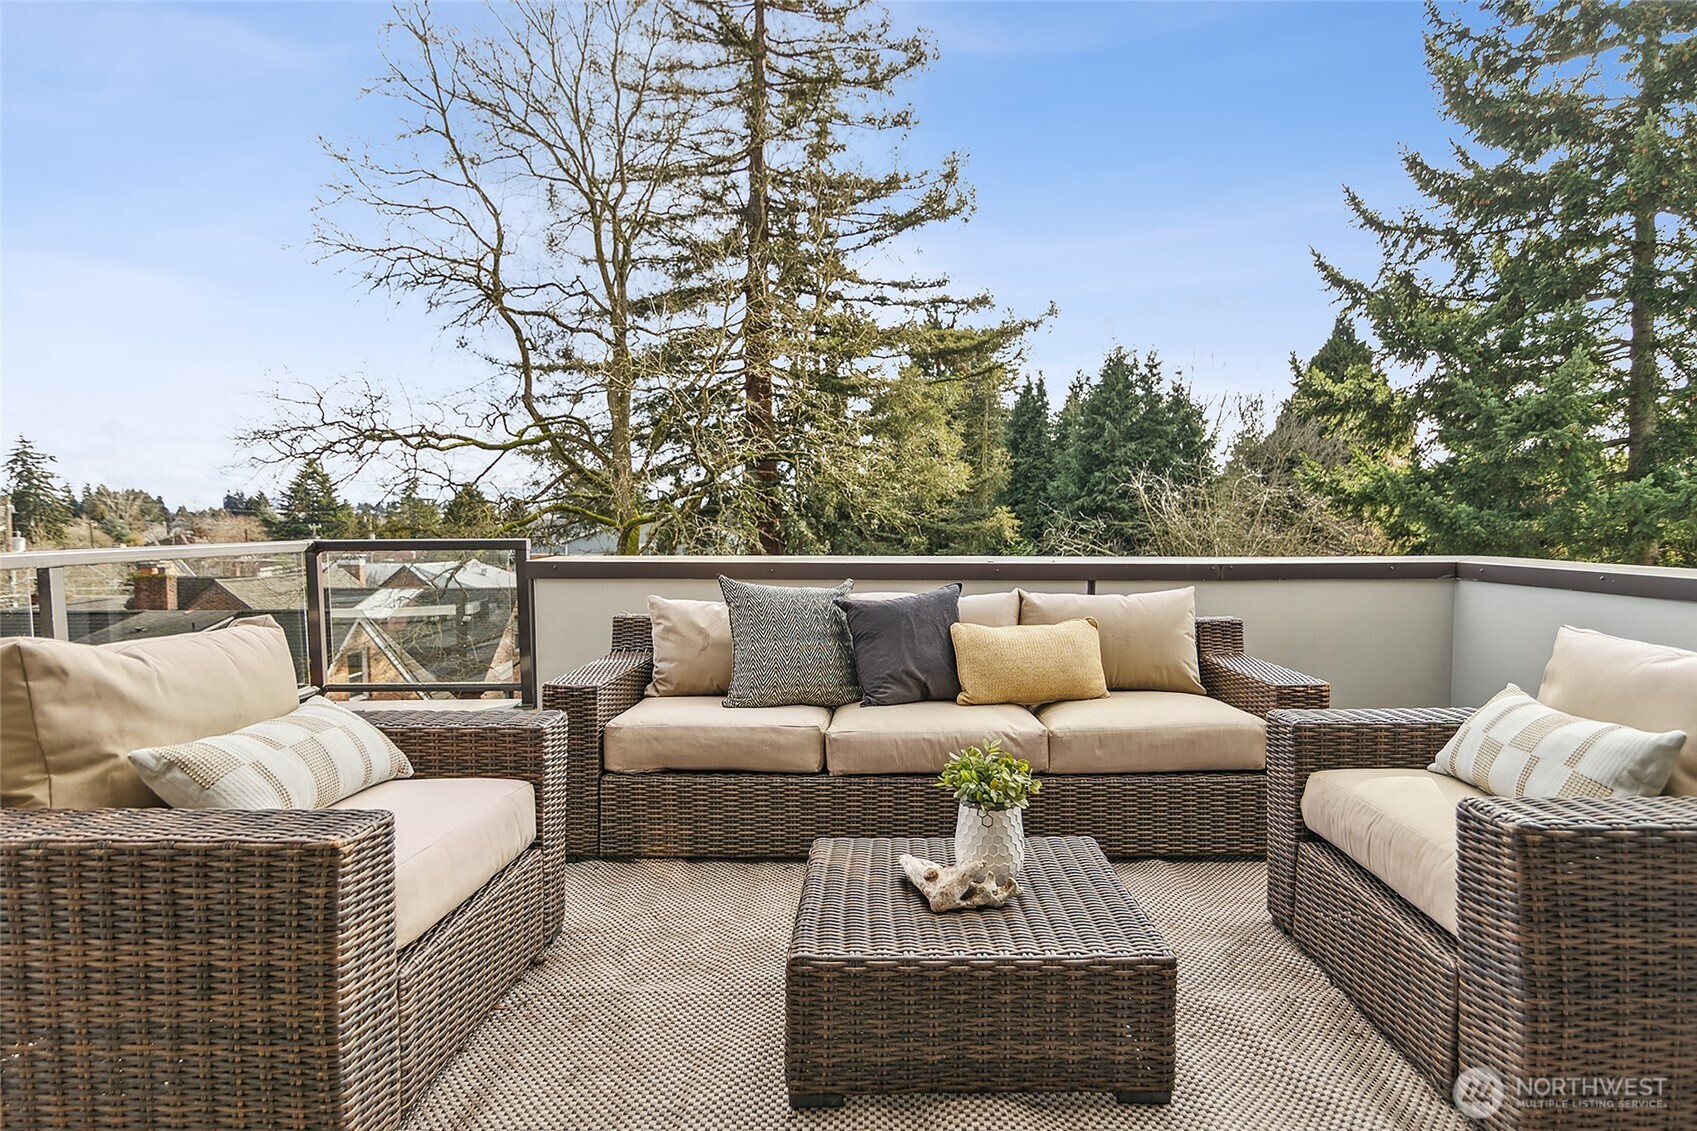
[898,853,1020,913]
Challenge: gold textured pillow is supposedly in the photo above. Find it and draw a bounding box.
[950,618,1109,706]
[1020,587,1203,693]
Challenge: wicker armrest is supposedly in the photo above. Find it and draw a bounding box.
[367,708,569,935]
[1201,653,1330,718]
[1,807,399,1130]
[1456,795,1697,1123]
[542,651,653,856]
[1265,706,1473,931]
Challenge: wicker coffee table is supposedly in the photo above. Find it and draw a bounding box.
[785,835,1176,1108]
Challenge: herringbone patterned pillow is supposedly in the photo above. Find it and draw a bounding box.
[1430,684,1685,799]
[720,576,860,708]
[128,696,414,809]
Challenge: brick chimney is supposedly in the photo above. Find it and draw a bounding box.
[131,563,177,610]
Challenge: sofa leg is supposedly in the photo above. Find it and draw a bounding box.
[788,1093,845,1109]
[1116,1090,1171,1105]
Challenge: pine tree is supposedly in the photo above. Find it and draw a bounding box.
[667,0,983,553]
[1317,0,1697,564]
[1002,377,1054,545]
[381,480,442,539]
[267,460,360,540]
[442,484,501,537]
[1053,350,1211,551]
[3,436,71,545]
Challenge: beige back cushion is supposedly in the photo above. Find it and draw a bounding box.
[645,588,1022,697]
[1,617,300,809]
[852,589,1021,627]
[646,596,734,696]
[1020,587,1204,693]
[1537,626,1697,796]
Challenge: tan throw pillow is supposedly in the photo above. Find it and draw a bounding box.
[647,596,734,697]
[1537,626,1697,796]
[128,697,414,809]
[1,617,300,809]
[951,619,1110,706]
[1019,587,1203,693]
[1430,684,1684,799]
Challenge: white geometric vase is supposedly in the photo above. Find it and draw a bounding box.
[954,804,1026,876]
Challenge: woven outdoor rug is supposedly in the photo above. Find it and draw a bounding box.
[405,859,1470,1131]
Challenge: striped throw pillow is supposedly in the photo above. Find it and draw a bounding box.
[128,697,414,809]
[1430,684,1685,799]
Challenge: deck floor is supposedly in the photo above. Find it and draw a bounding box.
[404,858,1468,1131]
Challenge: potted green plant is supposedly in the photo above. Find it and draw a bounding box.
[938,738,1042,875]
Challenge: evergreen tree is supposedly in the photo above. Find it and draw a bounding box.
[1317,0,1697,564]
[381,479,442,539]
[1002,377,1054,545]
[442,484,501,537]
[668,0,985,553]
[1053,349,1211,550]
[267,460,361,540]
[3,436,71,544]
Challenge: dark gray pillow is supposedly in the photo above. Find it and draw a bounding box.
[835,584,963,706]
[720,576,860,708]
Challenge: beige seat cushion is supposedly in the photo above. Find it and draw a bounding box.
[1301,768,1486,935]
[1021,588,1204,694]
[1,617,299,809]
[825,701,1049,775]
[331,777,535,949]
[1038,691,1265,773]
[1538,626,1697,796]
[646,596,734,696]
[604,696,828,772]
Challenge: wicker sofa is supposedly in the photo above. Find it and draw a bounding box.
[545,604,1329,858]
[0,623,569,1131]
[1267,705,1697,1128]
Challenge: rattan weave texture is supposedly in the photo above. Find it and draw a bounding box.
[787,836,1175,1105]
[1456,795,1697,1131]
[1265,706,1471,932]
[1270,708,1697,1129]
[1,808,400,1131]
[1293,840,1460,1092]
[2,708,570,1131]
[547,613,1329,858]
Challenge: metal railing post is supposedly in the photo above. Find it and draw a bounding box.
[304,545,326,690]
[516,542,536,706]
[34,567,68,640]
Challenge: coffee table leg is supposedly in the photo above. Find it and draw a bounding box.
[788,1093,846,1110]
[1115,1090,1171,1105]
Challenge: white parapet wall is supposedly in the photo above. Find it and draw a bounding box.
[1450,562,1697,708]
[530,555,1694,711]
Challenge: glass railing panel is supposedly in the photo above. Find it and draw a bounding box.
[0,569,39,638]
[316,545,522,702]
[57,551,311,685]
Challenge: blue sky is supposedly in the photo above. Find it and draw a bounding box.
[2,1,1445,509]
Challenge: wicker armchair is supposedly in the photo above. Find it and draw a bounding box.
[1267,707,1697,1129]
[1,707,568,1131]
[547,612,1329,859]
